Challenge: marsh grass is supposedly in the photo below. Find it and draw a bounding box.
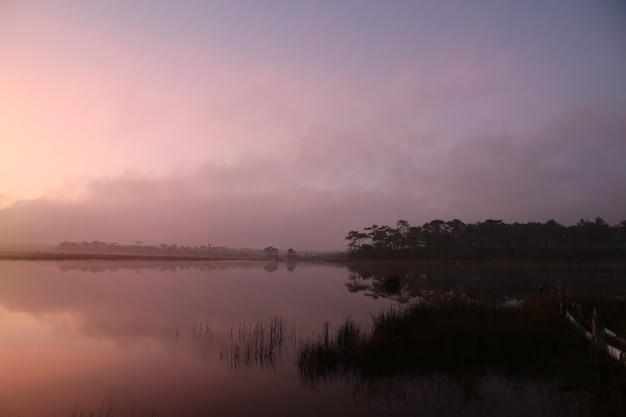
[177,316,296,370]
[298,297,593,385]
[188,318,213,341]
[220,316,296,370]
[62,399,156,417]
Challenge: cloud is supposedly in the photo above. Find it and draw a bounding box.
[2,3,626,248]
[1,103,624,250]
[436,103,626,223]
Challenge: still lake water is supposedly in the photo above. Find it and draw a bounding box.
[1,260,625,416]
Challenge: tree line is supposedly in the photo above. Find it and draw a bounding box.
[55,241,304,260]
[345,218,626,261]
[56,241,266,258]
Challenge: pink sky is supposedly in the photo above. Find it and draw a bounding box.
[1,1,625,250]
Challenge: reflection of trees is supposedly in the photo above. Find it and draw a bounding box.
[263,260,298,273]
[301,368,592,415]
[345,271,370,294]
[56,259,303,274]
[263,261,279,272]
[344,267,420,303]
[343,263,626,302]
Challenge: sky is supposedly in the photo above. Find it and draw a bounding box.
[1,0,625,250]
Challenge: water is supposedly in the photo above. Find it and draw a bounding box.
[0,260,624,416]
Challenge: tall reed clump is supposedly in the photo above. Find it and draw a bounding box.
[298,319,365,383]
[298,297,592,385]
[221,316,295,370]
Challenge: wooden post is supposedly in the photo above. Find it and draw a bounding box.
[592,307,607,367]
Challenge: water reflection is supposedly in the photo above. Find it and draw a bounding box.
[0,260,624,416]
[54,259,301,274]
[344,262,626,302]
[55,259,295,273]
[305,372,591,417]
[0,261,394,416]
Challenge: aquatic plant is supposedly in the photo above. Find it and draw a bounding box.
[63,398,157,417]
[298,297,593,385]
[220,316,296,370]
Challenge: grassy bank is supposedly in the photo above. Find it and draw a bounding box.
[298,297,595,382]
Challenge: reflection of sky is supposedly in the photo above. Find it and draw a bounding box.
[0,261,396,416]
[1,1,626,250]
[0,262,393,345]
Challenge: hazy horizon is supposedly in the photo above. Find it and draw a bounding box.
[2,1,625,250]
[0,215,624,254]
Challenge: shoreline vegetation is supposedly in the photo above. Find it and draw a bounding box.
[1,217,624,263]
[345,217,626,261]
[299,297,589,378]
[298,293,626,413]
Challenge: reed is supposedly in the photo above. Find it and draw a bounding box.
[190,318,213,341]
[220,316,295,370]
[298,297,593,385]
[65,398,157,417]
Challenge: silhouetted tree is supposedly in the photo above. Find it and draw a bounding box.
[263,246,279,259]
[286,248,298,260]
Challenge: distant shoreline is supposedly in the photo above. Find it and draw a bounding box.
[0,250,624,265]
[0,251,269,262]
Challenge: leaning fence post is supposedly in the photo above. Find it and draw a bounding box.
[592,307,607,367]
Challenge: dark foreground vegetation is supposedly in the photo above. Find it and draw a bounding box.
[298,294,626,414]
[299,297,589,379]
[346,217,626,261]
